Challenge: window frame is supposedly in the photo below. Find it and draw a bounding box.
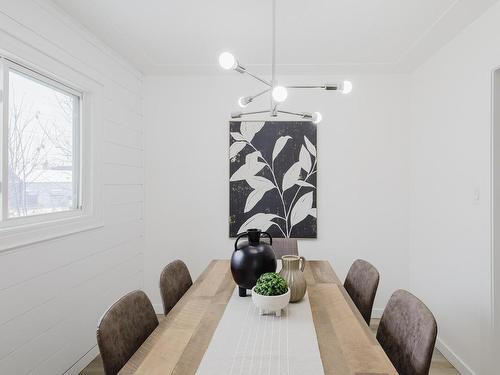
[0,52,103,252]
[1,58,83,224]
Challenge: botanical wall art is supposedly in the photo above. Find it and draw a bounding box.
[229,121,317,238]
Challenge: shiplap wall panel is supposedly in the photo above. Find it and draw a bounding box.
[104,121,143,150]
[0,238,142,326]
[0,220,143,290]
[103,202,143,224]
[104,142,144,167]
[1,257,143,375]
[103,164,143,185]
[0,1,144,374]
[32,271,144,375]
[104,101,143,131]
[0,239,143,358]
[103,185,144,205]
[0,0,142,92]
[104,81,143,116]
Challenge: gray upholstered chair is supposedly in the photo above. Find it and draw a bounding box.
[159,259,193,315]
[268,238,299,259]
[344,259,379,325]
[377,289,437,375]
[97,290,158,375]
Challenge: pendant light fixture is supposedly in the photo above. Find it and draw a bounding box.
[218,0,352,124]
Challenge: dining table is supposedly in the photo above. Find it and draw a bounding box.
[118,259,398,375]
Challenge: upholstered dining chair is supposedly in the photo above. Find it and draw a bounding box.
[159,259,193,315]
[267,238,299,259]
[97,290,159,375]
[377,289,438,375]
[344,259,379,325]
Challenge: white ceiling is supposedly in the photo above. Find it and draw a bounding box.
[52,0,498,75]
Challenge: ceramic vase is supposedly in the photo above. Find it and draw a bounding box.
[279,255,307,302]
[231,229,277,297]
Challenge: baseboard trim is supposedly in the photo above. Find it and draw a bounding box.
[64,345,100,375]
[372,307,384,319]
[153,303,163,314]
[435,337,475,375]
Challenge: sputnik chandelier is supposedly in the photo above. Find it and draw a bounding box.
[218,0,352,124]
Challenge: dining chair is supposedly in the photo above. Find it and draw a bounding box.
[377,289,437,375]
[267,238,299,259]
[97,290,159,375]
[159,259,193,315]
[344,259,379,325]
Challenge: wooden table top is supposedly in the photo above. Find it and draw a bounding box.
[119,260,397,375]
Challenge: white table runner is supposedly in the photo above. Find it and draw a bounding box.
[197,287,324,375]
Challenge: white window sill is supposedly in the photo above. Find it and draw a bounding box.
[0,214,103,253]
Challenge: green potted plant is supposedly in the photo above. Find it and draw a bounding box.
[251,272,290,316]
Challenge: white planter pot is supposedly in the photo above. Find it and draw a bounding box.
[251,287,290,317]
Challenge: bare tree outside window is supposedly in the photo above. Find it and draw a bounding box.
[7,70,79,218]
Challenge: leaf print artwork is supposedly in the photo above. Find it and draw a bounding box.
[229,141,246,159]
[299,145,312,172]
[244,176,276,213]
[272,136,292,162]
[296,180,315,188]
[237,213,281,234]
[290,191,314,227]
[304,135,316,156]
[229,151,266,182]
[282,162,301,192]
[240,121,265,142]
[230,121,317,238]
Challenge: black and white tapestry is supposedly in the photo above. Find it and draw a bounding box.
[229,121,317,238]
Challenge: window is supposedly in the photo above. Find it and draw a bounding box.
[1,58,82,224]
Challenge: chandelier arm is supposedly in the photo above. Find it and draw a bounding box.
[277,110,306,118]
[231,110,270,118]
[272,103,279,117]
[250,88,271,101]
[243,70,272,87]
[286,84,340,90]
[242,110,269,116]
[287,85,324,89]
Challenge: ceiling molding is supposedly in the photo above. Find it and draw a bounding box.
[396,0,498,72]
[51,0,499,76]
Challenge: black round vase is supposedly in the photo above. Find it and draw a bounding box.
[231,228,277,297]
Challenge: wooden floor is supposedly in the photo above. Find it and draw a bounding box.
[80,317,459,375]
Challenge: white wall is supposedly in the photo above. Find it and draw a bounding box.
[144,74,410,315]
[3,1,497,374]
[0,1,144,374]
[494,68,500,370]
[409,2,500,374]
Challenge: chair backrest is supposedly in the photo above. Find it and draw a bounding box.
[159,259,193,315]
[268,238,299,259]
[344,259,379,325]
[97,290,158,375]
[377,289,437,375]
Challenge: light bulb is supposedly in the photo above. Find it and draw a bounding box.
[238,96,250,108]
[312,112,322,124]
[219,52,237,70]
[272,86,288,103]
[341,80,353,94]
